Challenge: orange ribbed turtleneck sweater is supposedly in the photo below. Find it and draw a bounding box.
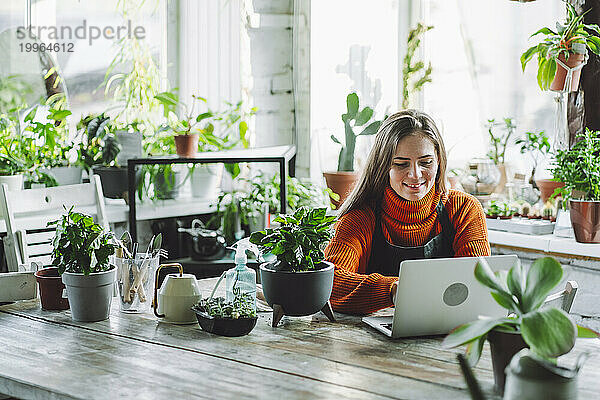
[324,185,490,315]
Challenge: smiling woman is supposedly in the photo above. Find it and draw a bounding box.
[325,110,490,315]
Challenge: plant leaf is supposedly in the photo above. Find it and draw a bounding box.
[442,317,515,348]
[522,257,563,313]
[521,308,576,359]
[354,107,373,126]
[465,335,486,366]
[577,325,600,338]
[359,120,381,136]
[346,93,359,118]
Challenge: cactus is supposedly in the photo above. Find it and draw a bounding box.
[331,93,383,172]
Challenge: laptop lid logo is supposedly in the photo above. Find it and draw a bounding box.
[443,282,468,306]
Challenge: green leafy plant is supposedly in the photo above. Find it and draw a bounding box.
[442,257,598,365]
[195,286,256,319]
[331,93,384,172]
[485,200,517,218]
[23,106,74,170]
[245,172,337,214]
[48,208,117,275]
[154,90,216,138]
[486,117,515,165]
[551,128,600,203]
[77,113,121,171]
[516,130,551,186]
[520,2,600,91]
[249,207,336,272]
[402,23,433,109]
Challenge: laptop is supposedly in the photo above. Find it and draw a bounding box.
[362,255,518,338]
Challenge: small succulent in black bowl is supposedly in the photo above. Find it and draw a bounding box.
[192,287,258,337]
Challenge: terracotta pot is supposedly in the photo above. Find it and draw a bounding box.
[488,329,528,394]
[174,134,199,157]
[550,52,586,92]
[569,200,600,243]
[535,179,565,203]
[323,171,359,208]
[34,267,69,310]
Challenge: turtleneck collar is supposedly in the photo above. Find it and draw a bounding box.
[380,184,441,224]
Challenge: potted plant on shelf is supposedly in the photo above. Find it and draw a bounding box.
[324,92,384,208]
[154,90,215,158]
[250,207,337,327]
[515,129,562,200]
[77,113,131,199]
[485,200,517,219]
[48,208,118,322]
[551,128,600,243]
[24,107,83,186]
[485,117,515,194]
[442,256,598,393]
[520,2,600,92]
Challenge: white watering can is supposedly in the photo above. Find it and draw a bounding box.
[153,263,201,324]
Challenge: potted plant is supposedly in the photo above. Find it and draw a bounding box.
[515,129,560,200]
[485,117,515,194]
[485,200,517,219]
[551,128,600,243]
[48,208,118,322]
[249,207,337,327]
[323,92,384,208]
[154,90,215,158]
[442,256,598,393]
[520,2,600,92]
[192,285,257,337]
[34,266,69,310]
[24,107,83,186]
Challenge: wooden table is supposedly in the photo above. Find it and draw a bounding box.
[0,278,598,400]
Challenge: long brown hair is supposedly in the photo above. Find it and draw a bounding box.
[338,109,448,217]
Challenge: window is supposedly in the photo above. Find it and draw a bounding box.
[310,0,399,179]
[421,0,562,173]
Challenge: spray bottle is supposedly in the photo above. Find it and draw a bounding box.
[225,238,260,310]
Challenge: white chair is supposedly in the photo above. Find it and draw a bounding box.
[0,175,108,302]
[544,280,578,313]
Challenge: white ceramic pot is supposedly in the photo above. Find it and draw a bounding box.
[0,174,24,191]
[41,166,83,185]
[190,164,224,199]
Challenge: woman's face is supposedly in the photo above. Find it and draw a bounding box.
[389,134,439,201]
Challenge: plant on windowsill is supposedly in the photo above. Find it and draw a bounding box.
[324,92,384,208]
[249,207,337,326]
[23,106,84,187]
[48,208,118,322]
[515,130,553,191]
[520,1,600,92]
[442,256,598,393]
[154,90,215,158]
[485,200,517,219]
[551,128,600,243]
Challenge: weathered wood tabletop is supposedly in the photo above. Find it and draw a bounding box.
[0,278,598,400]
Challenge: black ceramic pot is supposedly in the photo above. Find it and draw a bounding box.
[488,329,529,394]
[259,261,334,316]
[193,307,257,337]
[92,166,129,199]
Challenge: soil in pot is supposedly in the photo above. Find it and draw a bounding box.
[34,267,69,310]
[488,329,529,394]
[570,200,600,243]
[174,134,199,158]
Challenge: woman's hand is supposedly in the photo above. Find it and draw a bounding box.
[391,281,398,304]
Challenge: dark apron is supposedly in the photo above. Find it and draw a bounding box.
[367,200,455,276]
